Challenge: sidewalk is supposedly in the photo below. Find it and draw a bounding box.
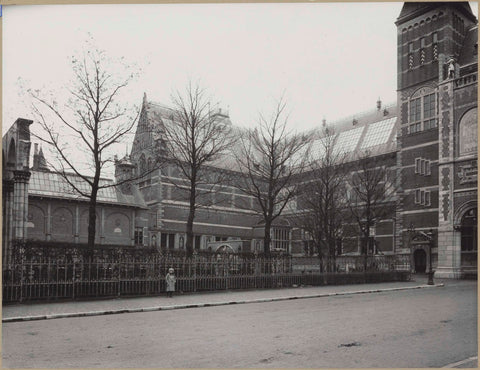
[3,275,445,322]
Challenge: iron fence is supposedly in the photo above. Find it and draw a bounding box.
[2,241,411,303]
[292,254,411,273]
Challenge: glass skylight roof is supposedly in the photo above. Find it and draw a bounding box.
[309,135,337,161]
[360,117,396,150]
[29,171,118,202]
[335,126,364,153]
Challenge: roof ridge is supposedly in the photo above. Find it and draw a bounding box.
[147,100,174,111]
[31,169,114,183]
[325,101,397,128]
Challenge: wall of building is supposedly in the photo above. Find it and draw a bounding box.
[396,2,477,277]
[27,197,148,246]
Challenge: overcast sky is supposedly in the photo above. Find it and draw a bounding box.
[3,2,478,139]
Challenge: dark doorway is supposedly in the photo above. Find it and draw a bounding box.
[414,249,427,273]
[460,207,477,268]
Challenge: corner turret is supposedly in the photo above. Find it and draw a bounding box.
[114,153,136,193]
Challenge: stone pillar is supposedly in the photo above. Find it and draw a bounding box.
[2,180,15,268]
[74,204,80,243]
[46,203,52,241]
[394,114,405,254]
[131,209,136,246]
[12,170,31,241]
[436,79,460,278]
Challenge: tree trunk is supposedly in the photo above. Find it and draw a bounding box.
[264,219,271,256]
[87,172,100,252]
[362,235,369,272]
[87,195,97,250]
[186,184,196,257]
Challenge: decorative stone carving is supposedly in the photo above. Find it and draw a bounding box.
[458,161,478,184]
[441,167,451,222]
[440,88,451,158]
[441,167,451,191]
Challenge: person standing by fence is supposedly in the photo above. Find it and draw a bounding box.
[166,268,176,298]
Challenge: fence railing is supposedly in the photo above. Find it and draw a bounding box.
[2,241,411,303]
[292,254,411,273]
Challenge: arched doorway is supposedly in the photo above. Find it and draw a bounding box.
[414,249,427,273]
[460,208,477,268]
[215,244,235,253]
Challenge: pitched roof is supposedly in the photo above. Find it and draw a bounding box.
[141,95,399,170]
[140,97,242,171]
[396,2,477,25]
[29,170,148,209]
[306,103,398,162]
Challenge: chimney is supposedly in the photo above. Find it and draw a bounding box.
[322,118,326,127]
[376,98,382,111]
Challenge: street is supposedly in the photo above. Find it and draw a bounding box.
[2,280,477,368]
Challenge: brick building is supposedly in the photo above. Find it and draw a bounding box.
[2,119,149,268]
[125,2,477,277]
[395,2,478,278]
[3,2,477,277]
[127,94,288,253]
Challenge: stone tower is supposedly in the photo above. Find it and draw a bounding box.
[114,154,136,193]
[395,2,478,277]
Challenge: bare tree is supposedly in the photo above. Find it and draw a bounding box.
[235,98,310,255]
[346,150,397,265]
[159,82,233,257]
[294,127,348,272]
[28,45,139,249]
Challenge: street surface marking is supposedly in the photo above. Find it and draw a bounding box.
[442,356,478,368]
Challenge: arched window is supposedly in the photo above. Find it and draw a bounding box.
[460,207,477,268]
[51,207,74,242]
[458,108,478,156]
[408,87,437,134]
[461,208,477,252]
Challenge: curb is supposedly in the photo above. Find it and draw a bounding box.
[3,283,444,323]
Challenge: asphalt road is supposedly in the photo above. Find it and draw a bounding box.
[2,280,477,368]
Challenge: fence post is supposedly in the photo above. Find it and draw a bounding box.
[72,258,76,300]
[19,246,24,303]
[118,254,121,297]
[254,252,258,289]
[193,252,197,292]
[225,254,228,290]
